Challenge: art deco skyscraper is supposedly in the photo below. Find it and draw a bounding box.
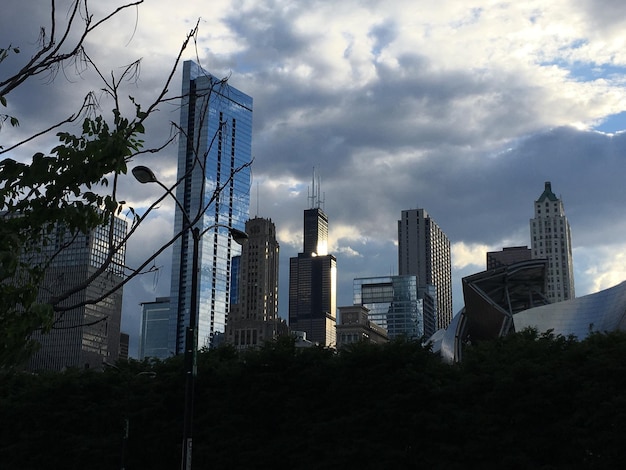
[530,181,575,302]
[398,209,453,330]
[169,61,252,353]
[226,217,281,349]
[289,178,337,347]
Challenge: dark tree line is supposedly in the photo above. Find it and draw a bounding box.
[2,330,626,469]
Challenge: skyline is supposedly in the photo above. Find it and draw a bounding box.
[3,1,626,356]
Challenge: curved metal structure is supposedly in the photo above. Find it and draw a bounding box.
[514,280,626,338]
[430,260,626,363]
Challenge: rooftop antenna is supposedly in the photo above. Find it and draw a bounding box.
[308,167,324,209]
[256,181,260,217]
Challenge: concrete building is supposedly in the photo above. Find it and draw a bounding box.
[530,181,575,302]
[169,60,252,352]
[27,216,127,371]
[398,209,453,330]
[227,217,284,349]
[336,305,388,348]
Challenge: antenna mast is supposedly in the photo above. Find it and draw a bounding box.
[308,167,325,209]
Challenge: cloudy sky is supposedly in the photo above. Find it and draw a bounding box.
[3,0,626,356]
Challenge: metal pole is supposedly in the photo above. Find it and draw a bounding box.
[181,227,200,470]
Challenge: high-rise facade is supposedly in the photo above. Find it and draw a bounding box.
[398,209,452,330]
[139,297,171,360]
[530,181,575,302]
[289,197,337,347]
[169,61,252,353]
[353,275,436,340]
[226,217,282,349]
[486,246,532,270]
[336,305,388,348]
[27,217,127,371]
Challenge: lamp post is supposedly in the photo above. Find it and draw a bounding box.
[132,165,247,470]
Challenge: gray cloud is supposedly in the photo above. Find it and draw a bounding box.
[4,1,626,356]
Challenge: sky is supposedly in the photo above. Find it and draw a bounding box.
[3,0,626,357]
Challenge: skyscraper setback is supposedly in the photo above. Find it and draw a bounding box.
[226,217,281,349]
[289,176,337,347]
[169,61,252,353]
[398,209,453,330]
[530,181,575,302]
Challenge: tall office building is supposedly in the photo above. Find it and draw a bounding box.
[530,182,575,302]
[27,216,127,371]
[169,61,252,353]
[226,217,282,349]
[353,275,436,340]
[139,297,171,360]
[398,209,453,330]
[289,178,337,347]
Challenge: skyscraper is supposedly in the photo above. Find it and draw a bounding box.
[398,209,452,330]
[226,217,282,349]
[353,275,436,339]
[169,61,252,353]
[289,178,337,347]
[139,297,171,360]
[530,181,575,302]
[27,216,127,371]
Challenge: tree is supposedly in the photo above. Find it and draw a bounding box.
[0,1,252,368]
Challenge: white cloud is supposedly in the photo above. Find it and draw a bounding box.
[452,241,494,270]
[5,0,626,355]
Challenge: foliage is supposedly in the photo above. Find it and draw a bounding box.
[0,1,251,369]
[3,331,626,468]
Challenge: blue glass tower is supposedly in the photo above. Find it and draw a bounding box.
[169,61,252,353]
[353,275,436,340]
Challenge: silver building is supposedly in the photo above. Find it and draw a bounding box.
[169,61,252,353]
[431,260,626,363]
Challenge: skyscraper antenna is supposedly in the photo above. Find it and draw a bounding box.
[308,167,324,209]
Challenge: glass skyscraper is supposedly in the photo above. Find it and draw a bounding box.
[169,61,252,353]
[139,297,171,360]
[27,216,127,371]
[353,275,435,340]
[289,207,337,347]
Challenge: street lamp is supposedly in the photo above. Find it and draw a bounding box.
[132,165,247,470]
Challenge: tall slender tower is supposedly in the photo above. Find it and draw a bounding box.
[226,217,281,349]
[289,173,337,347]
[398,209,452,330]
[530,181,575,302]
[169,61,252,353]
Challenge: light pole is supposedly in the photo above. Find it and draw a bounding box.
[132,165,248,470]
